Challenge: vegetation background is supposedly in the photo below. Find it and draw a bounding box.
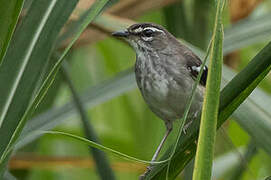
[1,0,271,179]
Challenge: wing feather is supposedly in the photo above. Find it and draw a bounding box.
[183,51,208,86]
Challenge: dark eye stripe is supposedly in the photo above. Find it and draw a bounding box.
[142,29,153,37]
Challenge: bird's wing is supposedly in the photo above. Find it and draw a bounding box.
[183,51,208,86]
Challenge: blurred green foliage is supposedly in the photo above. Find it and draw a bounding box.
[2,0,271,179]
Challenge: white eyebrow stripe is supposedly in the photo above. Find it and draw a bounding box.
[133,27,143,33]
[143,27,165,34]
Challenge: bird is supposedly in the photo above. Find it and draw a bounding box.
[112,23,207,174]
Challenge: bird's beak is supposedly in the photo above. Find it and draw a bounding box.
[112,29,129,38]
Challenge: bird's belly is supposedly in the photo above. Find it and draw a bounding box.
[140,75,191,121]
[146,78,170,100]
[135,59,203,122]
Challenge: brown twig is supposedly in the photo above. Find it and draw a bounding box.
[229,0,263,23]
[60,14,134,49]
[109,0,178,18]
[9,154,146,172]
[60,0,179,50]
[224,0,263,68]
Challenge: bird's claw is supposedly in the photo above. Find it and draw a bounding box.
[183,120,193,134]
[139,166,153,180]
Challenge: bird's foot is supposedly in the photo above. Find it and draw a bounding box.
[139,165,153,180]
[183,120,193,134]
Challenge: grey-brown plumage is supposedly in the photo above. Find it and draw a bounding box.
[112,23,207,175]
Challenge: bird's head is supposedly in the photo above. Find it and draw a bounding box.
[112,23,178,53]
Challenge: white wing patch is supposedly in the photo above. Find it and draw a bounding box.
[191,65,206,73]
[191,66,201,73]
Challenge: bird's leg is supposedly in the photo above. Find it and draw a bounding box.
[183,119,193,134]
[140,123,173,179]
[151,123,173,162]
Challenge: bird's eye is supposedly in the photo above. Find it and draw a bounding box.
[142,29,153,37]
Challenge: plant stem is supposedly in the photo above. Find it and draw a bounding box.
[230,141,257,180]
[60,61,116,180]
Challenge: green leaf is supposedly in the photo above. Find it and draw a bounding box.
[230,141,257,180]
[221,66,271,155]
[163,2,190,40]
[212,148,245,179]
[192,0,213,49]
[224,13,271,54]
[164,26,212,180]
[0,0,78,176]
[16,69,136,149]
[13,11,271,179]
[30,130,169,165]
[219,44,271,124]
[232,92,271,155]
[94,12,271,55]
[0,0,24,65]
[147,39,271,180]
[17,12,271,153]
[3,171,17,180]
[60,62,116,180]
[0,0,109,175]
[192,1,224,179]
